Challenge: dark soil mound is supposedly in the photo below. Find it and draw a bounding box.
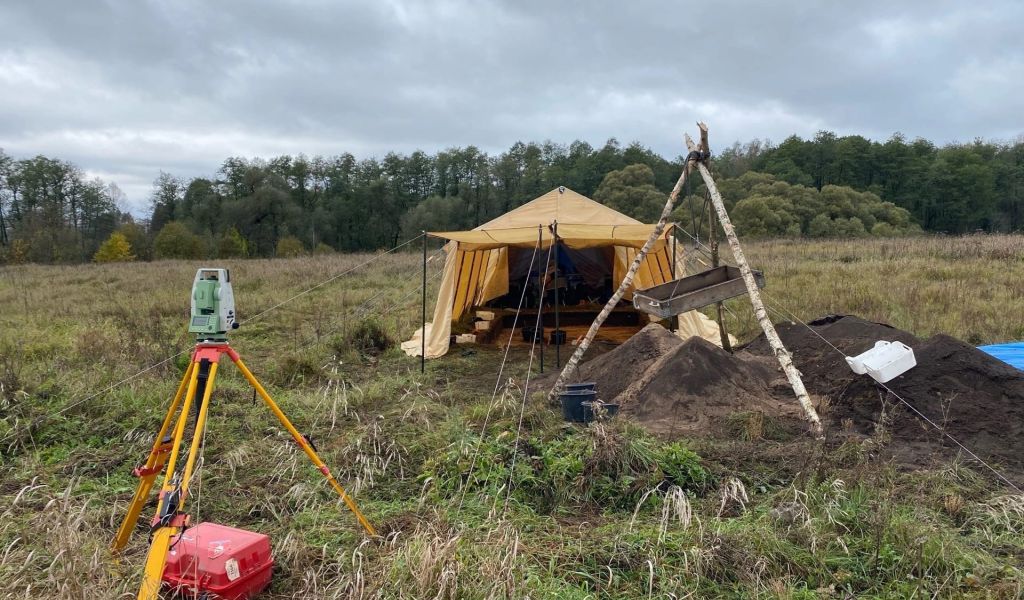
[552,323,683,403]
[745,315,1024,476]
[743,314,920,398]
[615,336,801,436]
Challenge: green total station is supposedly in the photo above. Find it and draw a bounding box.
[188,268,239,341]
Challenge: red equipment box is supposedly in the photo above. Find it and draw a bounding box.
[162,522,274,599]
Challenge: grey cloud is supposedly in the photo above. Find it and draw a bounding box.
[0,0,1021,213]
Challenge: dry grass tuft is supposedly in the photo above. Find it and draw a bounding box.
[717,477,749,517]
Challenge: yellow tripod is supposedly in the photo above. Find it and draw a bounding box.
[112,342,376,600]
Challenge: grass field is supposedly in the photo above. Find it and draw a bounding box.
[1,234,1023,598]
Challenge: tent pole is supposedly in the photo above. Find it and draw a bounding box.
[670,224,679,332]
[538,225,544,374]
[671,224,676,279]
[421,231,427,373]
[554,220,560,369]
[708,200,732,353]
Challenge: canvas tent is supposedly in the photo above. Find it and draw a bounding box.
[402,187,728,358]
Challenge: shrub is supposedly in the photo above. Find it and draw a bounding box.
[593,163,667,221]
[4,239,30,264]
[808,213,835,237]
[93,232,135,263]
[218,227,248,258]
[834,216,868,237]
[116,222,151,260]
[725,173,918,238]
[423,426,710,512]
[313,242,335,255]
[276,236,305,258]
[343,318,394,356]
[154,222,204,259]
[871,222,898,237]
[26,226,80,262]
[657,442,711,491]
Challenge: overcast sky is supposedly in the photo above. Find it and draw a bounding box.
[1,0,1021,214]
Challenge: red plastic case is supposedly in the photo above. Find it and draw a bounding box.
[162,522,274,599]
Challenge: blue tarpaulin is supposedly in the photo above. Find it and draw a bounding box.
[978,342,1024,370]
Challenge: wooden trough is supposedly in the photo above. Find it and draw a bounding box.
[632,265,765,319]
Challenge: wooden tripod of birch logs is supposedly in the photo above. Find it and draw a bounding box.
[547,122,823,438]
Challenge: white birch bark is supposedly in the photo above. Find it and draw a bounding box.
[687,124,823,437]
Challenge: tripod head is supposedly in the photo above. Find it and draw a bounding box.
[188,268,238,342]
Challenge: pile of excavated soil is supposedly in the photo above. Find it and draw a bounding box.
[744,315,1024,474]
[551,323,684,403]
[543,324,799,436]
[616,336,800,436]
[546,315,1024,480]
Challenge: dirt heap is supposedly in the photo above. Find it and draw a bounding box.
[743,314,920,398]
[559,323,683,403]
[744,315,1024,473]
[551,315,1024,479]
[615,336,798,435]
[546,323,796,436]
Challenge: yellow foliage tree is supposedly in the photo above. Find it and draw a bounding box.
[93,232,136,262]
[276,236,305,258]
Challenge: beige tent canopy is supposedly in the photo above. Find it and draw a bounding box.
[402,187,727,358]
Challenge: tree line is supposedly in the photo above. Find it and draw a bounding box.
[0,151,128,263]
[1,132,1021,263]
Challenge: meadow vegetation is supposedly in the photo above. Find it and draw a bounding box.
[0,235,1022,598]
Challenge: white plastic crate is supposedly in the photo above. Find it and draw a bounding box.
[845,340,916,383]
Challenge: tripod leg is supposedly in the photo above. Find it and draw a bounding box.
[137,359,202,600]
[179,361,217,499]
[231,356,377,537]
[139,361,219,599]
[112,360,195,552]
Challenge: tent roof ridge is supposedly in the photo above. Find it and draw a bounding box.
[471,186,642,231]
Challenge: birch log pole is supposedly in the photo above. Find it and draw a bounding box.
[687,123,823,438]
[547,152,695,405]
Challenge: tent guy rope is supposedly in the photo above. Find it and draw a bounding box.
[503,239,555,516]
[456,232,543,515]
